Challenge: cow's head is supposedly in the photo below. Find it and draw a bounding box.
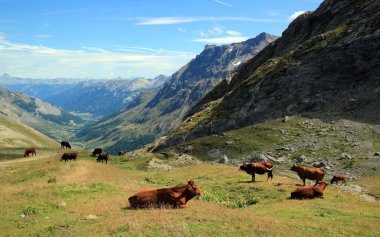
[187,180,202,196]
[290,164,298,171]
[315,182,328,191]
[239,163,249,172]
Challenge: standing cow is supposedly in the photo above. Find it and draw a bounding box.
[24,147,36,157]
[91,148,102,157]
[330,175,347,185]
[61,141,71,149]
[96,152,109,164]
[61,152,77,162]
[290,165,326,186]
[128,180,202,208]
[118,151,124,156]
[239,162,273,182]
[290,182,328,199]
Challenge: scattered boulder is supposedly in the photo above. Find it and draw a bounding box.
[374,152,380,157]
[225,140,234,145]
[58,202,66,207]
[250,154,271,163]
[218,154,229,164]
[313,161,331,169]
[283,116,290,123]
[294,155,307,164]
[277,147,293,151]
[339,153,352,160]
[208,149,222,159]
[147,158,172,170]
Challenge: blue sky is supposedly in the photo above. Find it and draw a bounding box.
[0,0,322,79]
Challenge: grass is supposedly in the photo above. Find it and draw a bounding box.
[1,150,379,237]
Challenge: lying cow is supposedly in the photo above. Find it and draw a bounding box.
[239,162,273,182]
[290,165,326,186]
[330,175,347,185]
[24,147,36,157]
[128,180,202,208]
[290,182,328,199]
[61,152,77,162]
[96,152,109,164]
[91,148,102,157]
[60,141,71,149]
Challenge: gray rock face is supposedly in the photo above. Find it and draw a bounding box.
[162,0,380,149]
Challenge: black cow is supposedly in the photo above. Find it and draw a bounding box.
[61,152,77,162]
[61,141,71,149]
[97,152,109,164]
[91,148,102,157]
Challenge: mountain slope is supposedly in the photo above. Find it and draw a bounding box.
[0,87,84,140]
[76,33,278,153]
[161,0,380,149]
[0,116,58,149]
[45,75,169,117]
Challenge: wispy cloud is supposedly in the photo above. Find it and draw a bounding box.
[193,30,247,45]
[0,36,196,78]
[288,11,306,22]
[133,17,278,25]
[34,34,51,38]
[213,0,232,7]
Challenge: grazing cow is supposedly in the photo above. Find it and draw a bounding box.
[239,162,273,182]
[330,175,347,185]
[128,180,202,209]
[60,141,71,149]
[91,148,102,157]
[118,151,124,156]
[290,165,326,186]
[60,152,77,162]
[24,147,36,157]
[96,152,109,164]
[290,182,328,199]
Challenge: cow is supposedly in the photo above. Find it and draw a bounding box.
[330,175,347,185]
[263,161,274,169]
[239,162,273,182]
[290,182,328,199]
[96,152,109,164]
[128,180,202,209]
[290,165,326,186]
[24,147,36,157]
[60,141,71,149]
[60,152,77,162]
[91,148,102,157]
[118,151,124,156]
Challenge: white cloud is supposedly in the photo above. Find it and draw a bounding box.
[208,27,224,35]
[226,30,241,36]
[0,37,196,78]
[192,36,248,45]
[288,11,306,22]
[133,17,278,25]
[213,0,232,7]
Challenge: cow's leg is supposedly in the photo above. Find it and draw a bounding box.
[252,173,255,182]
[303,179,306,186]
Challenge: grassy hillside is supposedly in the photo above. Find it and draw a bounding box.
[159,116,380,178]
[0,116,60,161]
[0,152,379,236]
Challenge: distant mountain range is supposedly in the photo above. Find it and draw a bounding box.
[75,33,278,153]
[159,0,380,149]
[0,86,85,141]
[0,74,170,117]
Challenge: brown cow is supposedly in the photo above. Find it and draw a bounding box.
[118,151,124,156]
[60,141,71,149]
[61,152,77,162]
[239,162,273,182]
[24,147,36,157]
[96,152,109,164]
[330,175,347,185]
[290,182,328,199]
[91,148,102,157]
[290,165,326,186]
[128,180,202,208]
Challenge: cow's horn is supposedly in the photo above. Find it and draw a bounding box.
[267,167,273,171]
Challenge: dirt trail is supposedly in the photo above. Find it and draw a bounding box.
[0,152,57,166]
